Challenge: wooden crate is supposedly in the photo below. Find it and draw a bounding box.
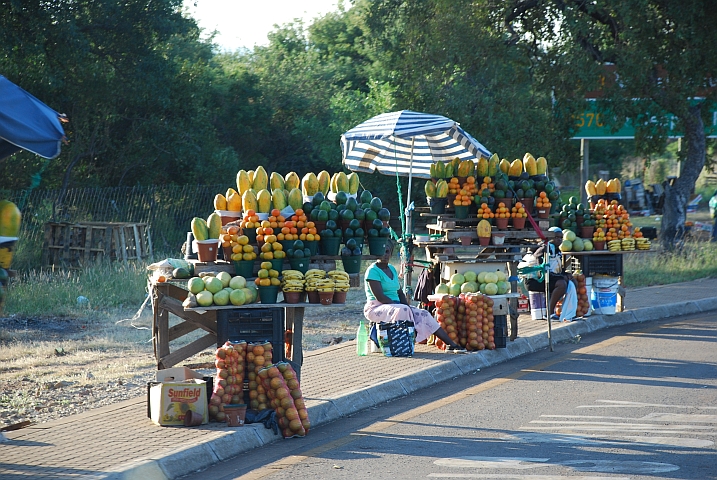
[42,222,153,268]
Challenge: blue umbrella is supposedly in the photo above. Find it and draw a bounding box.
[0,75,66,161]
[341,110,491,179]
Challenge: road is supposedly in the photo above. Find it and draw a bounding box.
[181,312,717,480]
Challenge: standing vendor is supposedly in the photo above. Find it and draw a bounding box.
[363,238,466,352]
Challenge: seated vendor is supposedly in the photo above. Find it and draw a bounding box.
[363,238,466,352]
[524,227,575,320]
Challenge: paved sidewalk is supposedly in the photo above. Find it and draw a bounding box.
[1,278,716,480]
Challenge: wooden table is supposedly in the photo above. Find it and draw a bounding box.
[150,281,345,382]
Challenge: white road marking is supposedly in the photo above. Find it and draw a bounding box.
[640,413,717,423]
[526,426,712,434]
[577,400,717,409]
[506,432,713,448]
[434,457,549,470]
[561,459,679,474]
[529,420,714,429]
[428,475,630,479]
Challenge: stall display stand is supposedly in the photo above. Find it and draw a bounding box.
[415,224,557,342]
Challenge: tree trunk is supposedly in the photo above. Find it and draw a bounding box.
[660,104,706,249]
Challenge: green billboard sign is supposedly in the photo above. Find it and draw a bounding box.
[572,100,717,139]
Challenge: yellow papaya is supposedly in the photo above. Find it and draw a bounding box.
[247,170,255,186]
[214,193,227,211]
[595,178,607,195]
[226,187,238,200]
[317,170,331,195]
[270,172,284,191]
[0,200,21,237]
[477,219,492,238]
[475,158,486,178]
[347,172,359,194]
[435,180,449,198]
[450,157,461,177]
[256,189,272,213]
[524,154,537,176]
[536,156,547,175]
[271,189,287,211]
[499,158,510,175]
[191,217,209,241]
[287,188,303,211]
[614,178,621,193]
[236,170,251,194]
[457,160,472,177]
[242,190,258,212]
[207,212,222,239]
[606,178,621,193]
[585,180,597,197]
[284,171,300,191]
[335,172,349,192]
[434,161,445,179]
[253,166,268,191]
[487,154,499,177]
[227,192,242,212]
[302,172,319,196]
[425,180,437,198]
[509,159,523,177]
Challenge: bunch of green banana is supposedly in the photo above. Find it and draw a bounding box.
[328,270,350,292]
[607,240,622,251]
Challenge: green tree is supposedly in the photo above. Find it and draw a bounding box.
[0,0,236,193]
[502,0,717,248]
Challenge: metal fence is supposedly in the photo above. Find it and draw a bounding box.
[4,184,233,269]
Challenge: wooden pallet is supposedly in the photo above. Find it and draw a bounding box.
[42,222,153,268]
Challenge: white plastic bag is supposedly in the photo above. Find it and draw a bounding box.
[559,280,578,322]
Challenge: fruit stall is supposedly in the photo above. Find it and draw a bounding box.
[148,166,396,374]
[412,153,654,339]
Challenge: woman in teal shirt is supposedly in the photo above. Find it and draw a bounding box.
[364,239,465,352]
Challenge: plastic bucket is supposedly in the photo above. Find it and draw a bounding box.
[194,239,219,263]
[320,237,341,256]
[341,255,361,274]
[234,260,254,278]
[454,205,469,219]
[224,404,247,427]
[591,275,619,315]
[306,240,318,256]
[289,257,309,274]
[529,291,547,320]
[428,197,447,214]
[258,285,280,304]
[270,258,284,273]
[368,237,388,256]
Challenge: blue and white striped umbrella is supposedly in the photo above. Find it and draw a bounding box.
[341,110,491,179]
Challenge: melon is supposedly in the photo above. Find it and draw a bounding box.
[448,283,462,297]
[463,271,477,283]
[477,271,488,284]
[484,272,498,284]
[450,273,465,285]
[461,281,479,293]
[484,283,499,295]
[496,281,510,295]
[435,283,450,295]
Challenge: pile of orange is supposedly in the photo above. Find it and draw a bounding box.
[255,261,281,287]
[535,191,551,210]
[477,203,494,219]
[510,202,527,218]
[259,235,285,260]
[494,202,511,219]
[281,209,321,242]
[447,177,461,195]
[225,225,256,261]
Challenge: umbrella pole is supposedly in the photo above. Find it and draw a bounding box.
[403,138,415,294]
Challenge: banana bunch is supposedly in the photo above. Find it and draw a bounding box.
[281,270,305,292]
[620,237,636,251]
[305,269,328,292]
[328,270,350,292]
[307,277,335,292]
[636,238,651,250]
[607,239,623,251]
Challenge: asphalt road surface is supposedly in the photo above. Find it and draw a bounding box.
[182,312,717,480]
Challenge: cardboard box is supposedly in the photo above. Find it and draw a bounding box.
[156,366,205,382]
[149,379,208,426]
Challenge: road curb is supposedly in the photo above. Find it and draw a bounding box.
[109,300,716,479]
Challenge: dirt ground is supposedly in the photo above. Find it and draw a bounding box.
[0,288,365,430]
